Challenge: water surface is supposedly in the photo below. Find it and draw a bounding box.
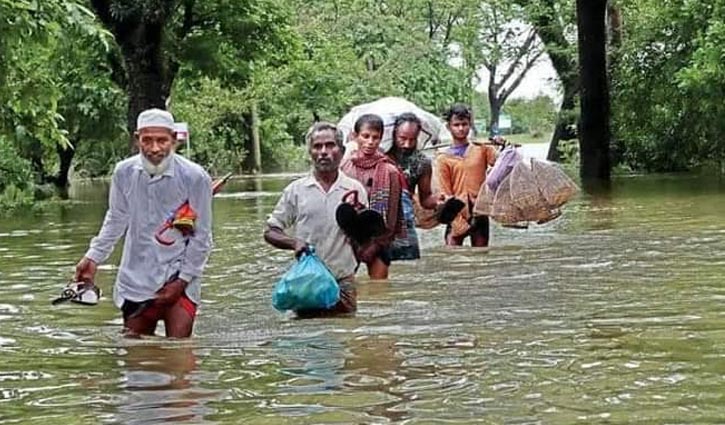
[0,172,724,424]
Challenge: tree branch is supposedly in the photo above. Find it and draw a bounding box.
[488,63,497,95]
[499,49,544,103]
[428,0,436,40]
[526,0,577,83]
[443,9,460,46]
[176,0,197,40]
[497,28,538,89]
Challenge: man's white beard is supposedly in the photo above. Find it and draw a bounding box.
[141,152,173,176]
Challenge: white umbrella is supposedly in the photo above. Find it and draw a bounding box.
[338,97,446,153]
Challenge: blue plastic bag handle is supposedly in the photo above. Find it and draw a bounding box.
[299,244,315,259]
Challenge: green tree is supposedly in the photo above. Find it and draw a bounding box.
[612,0,725,172]
[90,0,296,148]
[505,95,557,136]
[272,0,471,141]
[52,28,126,188]
[1,1,109,190]
[0,135,34,210]
[453,0,545,131]
[522,0,579,161]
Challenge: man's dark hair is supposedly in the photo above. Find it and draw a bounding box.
[392,112,422,141]
[353,113,384,134]
[305,122,344,150]
[443,103,472,123]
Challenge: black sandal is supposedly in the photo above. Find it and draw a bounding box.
[436,198,466,224]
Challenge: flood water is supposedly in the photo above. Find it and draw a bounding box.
[1,171,724,424]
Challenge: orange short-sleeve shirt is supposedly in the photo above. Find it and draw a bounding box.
[436,143,497,201]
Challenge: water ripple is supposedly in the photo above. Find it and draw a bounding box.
[0,176,723,423]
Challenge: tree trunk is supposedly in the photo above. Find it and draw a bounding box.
[607,3,623,49]
[488,91,501,135]
[20,140,46,183]
[250,102,262,173]
[242,111,254,172]
[606,2,623,80]
[54,143,76,189]
[576,0,611,183]
[525,0,580,162]
[118,23,171,152]
[488,102,501,135]
[90,1,175,153]
[547,81,577,161]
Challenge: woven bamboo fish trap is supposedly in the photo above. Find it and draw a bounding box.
[509,160,555,224]
[473,177,495,217]
[490,173,527,227]
[474,158,578,227]
[531,159,578,208]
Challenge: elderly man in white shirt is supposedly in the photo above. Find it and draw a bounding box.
[75,108,213,337]
[264,122,368,317]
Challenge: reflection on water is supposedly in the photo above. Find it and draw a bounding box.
[122,344,196,391]
[116,343,218,424]
[0,173,724,423]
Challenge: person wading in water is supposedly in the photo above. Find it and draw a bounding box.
[75,108,213,337]
[264,122,368,317]
[435,104,497,247]
[341,114,407,279]
[386,112,445,260]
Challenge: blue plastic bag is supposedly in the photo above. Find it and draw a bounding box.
[272,247,340,312]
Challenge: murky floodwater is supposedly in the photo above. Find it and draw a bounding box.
[1,171,724,424]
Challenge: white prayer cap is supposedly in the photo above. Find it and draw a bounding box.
[137,108,175,131]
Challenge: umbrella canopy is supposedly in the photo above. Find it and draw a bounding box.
[338,97,447,153]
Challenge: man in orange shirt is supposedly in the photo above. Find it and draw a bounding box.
[436,104,497,247]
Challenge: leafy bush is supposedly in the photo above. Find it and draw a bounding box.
[0,136,33,192]
[0,184,34,214]
[557,139,580,166]
[170,78,250,175]
[612,0,725,172]
[0,137,36,212]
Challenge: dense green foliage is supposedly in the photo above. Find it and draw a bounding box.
[0,135,34,211]
[611,0,725,171]
[505,96,557,137]
[1,0,724,211]
[0,1,118,209]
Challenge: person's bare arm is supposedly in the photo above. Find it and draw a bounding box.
[417,161,443,210]
[264,226,308,257]
[382,168,403,241]
[264,185,307,257]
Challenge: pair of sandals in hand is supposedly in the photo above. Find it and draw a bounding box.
[335,190,465,244]
[52,281,101,306]
[335,190,386,245]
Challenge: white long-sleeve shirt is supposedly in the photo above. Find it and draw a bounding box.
[85,154,213,308]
